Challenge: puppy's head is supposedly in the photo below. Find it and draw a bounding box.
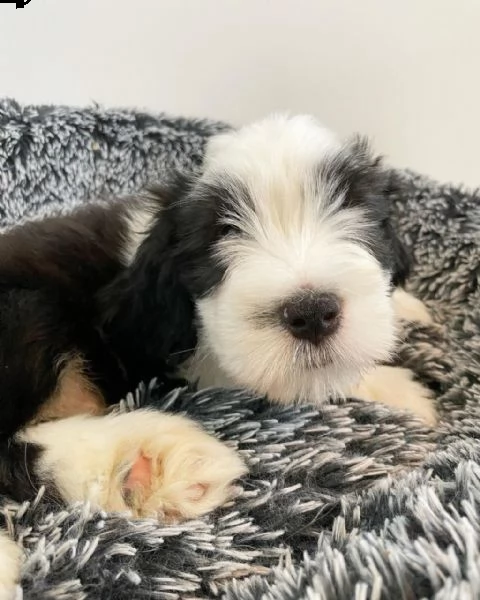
[155,114,408,402]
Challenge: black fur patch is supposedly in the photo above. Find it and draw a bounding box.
[98,174,240,381]
[319,137,412,286]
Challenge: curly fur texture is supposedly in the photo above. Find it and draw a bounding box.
[0,99,479,599]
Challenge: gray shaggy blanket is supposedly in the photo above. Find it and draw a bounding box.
[0,99,479,600]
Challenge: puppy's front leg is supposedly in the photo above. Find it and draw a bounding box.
[351,365,436,424]
[0,530,21,599]
[21,410,246,521]
[392,288,433,326]
[350,288,436,424]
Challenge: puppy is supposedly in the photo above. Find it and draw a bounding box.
[0,115,435,588]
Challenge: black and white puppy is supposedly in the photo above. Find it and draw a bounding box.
[0,114,435,590]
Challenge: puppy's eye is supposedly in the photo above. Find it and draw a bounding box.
[219,222,240,237]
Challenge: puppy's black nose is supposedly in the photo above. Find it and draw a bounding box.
[281,292,341,344]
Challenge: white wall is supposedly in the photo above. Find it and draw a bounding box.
[1,0,480,186]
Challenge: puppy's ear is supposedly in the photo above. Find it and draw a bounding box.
[99,175,197,387]
[381,171,412,287]
[337,138,412,287]
[383,217,411,287]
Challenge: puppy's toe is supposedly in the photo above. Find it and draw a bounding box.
[123,423,246,520]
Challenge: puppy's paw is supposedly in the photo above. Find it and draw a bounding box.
[351,365,437,425]
[120,419,247,521]
[392,288,433,325]
[0,531,21,598]
[21,410,246,521]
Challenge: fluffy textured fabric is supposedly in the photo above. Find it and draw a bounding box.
[0,98,479,600]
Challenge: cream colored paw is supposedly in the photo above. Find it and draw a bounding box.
[351,365,437,425]
[0,530,21,598]
[392,288,433,325]
[21,410,246,521]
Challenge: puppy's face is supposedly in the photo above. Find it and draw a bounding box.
[171,115,402,402]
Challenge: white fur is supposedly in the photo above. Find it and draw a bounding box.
[187,115,396,403]
[0,530,21,599]
[205,113,340,181]
[20,410,246,520]
[122,203,156,265]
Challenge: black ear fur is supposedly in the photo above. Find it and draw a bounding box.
[336,139,413,288]
[382,170,412,287]
[99,176,197,389]
[383,217,411,287]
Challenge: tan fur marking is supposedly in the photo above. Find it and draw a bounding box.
[31,355,106,424]
[352,365,437,425]
[393,288,433,325]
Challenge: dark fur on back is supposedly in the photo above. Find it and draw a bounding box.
[0,203,128,433]
[0,202,137,500]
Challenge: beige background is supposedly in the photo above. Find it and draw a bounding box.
[1,0,479,185]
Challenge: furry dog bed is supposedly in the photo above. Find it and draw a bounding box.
[0,99,479,600]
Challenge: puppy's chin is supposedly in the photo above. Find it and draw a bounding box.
[243,363,370,405]
[231,346,393,405]
[191,294,397,405]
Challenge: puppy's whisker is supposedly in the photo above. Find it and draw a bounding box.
[23,441,35,493]
[195,346,213,366]
[169,348,196,357]
[293,344,301,365]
